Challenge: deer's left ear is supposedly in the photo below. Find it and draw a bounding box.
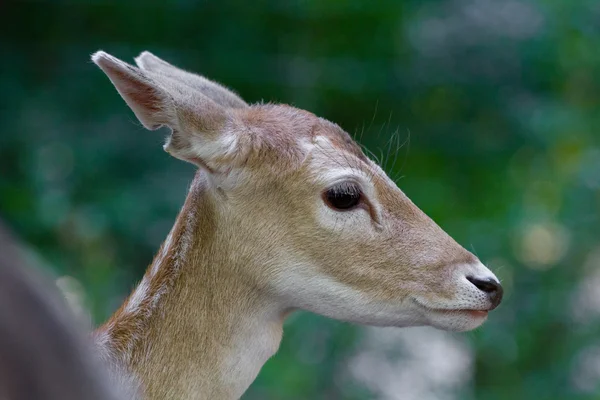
[92,50,240,170]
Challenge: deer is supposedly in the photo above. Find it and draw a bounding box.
[90,50,503,400]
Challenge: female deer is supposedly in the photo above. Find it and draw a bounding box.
[91,50,503,400]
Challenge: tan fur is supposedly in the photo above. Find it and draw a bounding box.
[91,50,502,399]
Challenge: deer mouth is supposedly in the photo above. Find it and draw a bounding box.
[413,303,491,332]
[424,307,490,318]
[465,310,488,318]
[413,299,493,319]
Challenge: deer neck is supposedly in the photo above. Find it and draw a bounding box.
[95,172,285,400]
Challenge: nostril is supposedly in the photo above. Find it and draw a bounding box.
[466,276,504,309]
[467,276,498,293]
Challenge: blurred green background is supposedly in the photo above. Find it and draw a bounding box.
[1,0,600,399]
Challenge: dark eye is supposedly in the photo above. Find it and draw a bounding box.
[323,182,362,211]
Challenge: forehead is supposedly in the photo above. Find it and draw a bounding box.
[235,104,396,199]
[238,104,368,170]
[313,117,368,163]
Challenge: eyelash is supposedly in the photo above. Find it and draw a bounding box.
[323,182,363,211]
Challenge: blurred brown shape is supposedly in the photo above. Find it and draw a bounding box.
[0,219,121,400]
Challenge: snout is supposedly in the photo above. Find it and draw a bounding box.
[411,261,504,332]
[466,275,503,309]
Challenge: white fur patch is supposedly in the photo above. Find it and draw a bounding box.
[219,306,283,399]
[123,278,150,314]
[191,131,238,164]
[272,260,423,327]
[151,230,174,276]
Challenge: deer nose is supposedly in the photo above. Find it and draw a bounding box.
[466,276,503,310]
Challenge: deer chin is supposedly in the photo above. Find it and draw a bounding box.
[424,308,489,332]
[411,299,491,332]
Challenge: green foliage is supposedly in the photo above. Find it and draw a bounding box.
[2,0,600,398]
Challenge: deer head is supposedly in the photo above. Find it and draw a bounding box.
[92,50,502,336]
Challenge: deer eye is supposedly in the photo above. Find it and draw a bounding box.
[323,182,362,211]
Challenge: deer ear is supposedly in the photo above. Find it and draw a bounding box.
[92,51,232,168]
[134,51,248,109]
[92,51,174,130]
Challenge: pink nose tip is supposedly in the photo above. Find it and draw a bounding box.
[466,276,503,310]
